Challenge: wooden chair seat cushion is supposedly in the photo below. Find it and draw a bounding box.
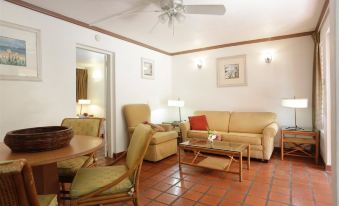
[57,156,93,177]
[38,194,58,206]
[70,165,132,198]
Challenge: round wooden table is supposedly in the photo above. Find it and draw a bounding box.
[0,135,103,194]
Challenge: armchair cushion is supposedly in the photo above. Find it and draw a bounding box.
[38,194,58,206]
[150,131,178,145]
[70,165,132,198]
[57,156,93,177]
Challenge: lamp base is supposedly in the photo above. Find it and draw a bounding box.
[285,126,304,131]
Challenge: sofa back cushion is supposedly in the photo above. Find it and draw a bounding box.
[229,112,277,134]
[194,111,231,132]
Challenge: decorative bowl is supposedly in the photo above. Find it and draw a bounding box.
[4,126,74,152]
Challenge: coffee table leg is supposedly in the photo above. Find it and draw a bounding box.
[247,145,250,170]
[239,152,243,182]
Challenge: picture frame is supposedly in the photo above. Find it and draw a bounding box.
[0,20,41,81]
[141,58,154,80]
[216,55,247,87]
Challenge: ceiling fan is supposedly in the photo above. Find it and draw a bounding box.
[90,0,226,35]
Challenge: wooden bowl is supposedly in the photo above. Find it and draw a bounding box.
[4,126,74,153]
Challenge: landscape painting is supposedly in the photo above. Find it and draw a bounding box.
[0,36,27,67]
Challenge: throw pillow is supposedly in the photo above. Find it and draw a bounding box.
[143,121,165,132]
[188,115,209,130]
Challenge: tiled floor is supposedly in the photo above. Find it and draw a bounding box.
[63,150,333,206]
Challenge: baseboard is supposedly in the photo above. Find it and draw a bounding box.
[113,151,126,159]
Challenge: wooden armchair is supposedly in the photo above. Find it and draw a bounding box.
[0,159,57,206]
[123,104,178,162]
[66,123,153,205]
[58,118,103,188]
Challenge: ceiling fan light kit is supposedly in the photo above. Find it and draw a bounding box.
[90,0,226,36]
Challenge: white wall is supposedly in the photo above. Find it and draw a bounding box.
[0,1,172,153]
[172,36,314,146]
[319,15,332,165]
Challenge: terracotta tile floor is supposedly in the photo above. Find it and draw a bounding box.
[62,151,333,206]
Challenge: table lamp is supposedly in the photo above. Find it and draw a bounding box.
[78,99,91,115]
[281,97,308,130]
[168,98,185,122]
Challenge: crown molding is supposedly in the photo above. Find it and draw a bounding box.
[171,31,314,56]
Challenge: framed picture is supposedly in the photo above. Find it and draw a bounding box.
[141,58,154,80]
[0,20,41,81]
[216,55,246,87]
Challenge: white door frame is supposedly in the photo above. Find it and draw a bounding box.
[76,44,116,158]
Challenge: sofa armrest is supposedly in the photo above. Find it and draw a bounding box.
[262,122,279,160]
[179,121,190,141]
[263,123,279,137]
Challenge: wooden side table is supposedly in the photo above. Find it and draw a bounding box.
[280,128,319,164]
[162,121,183,143]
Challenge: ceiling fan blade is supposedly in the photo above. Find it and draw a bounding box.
[184,5,226,15]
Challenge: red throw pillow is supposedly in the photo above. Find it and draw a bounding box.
[189,115,209,130]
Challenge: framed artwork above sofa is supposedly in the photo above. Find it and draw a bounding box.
[216,55,246,87]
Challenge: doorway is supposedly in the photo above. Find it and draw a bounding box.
[76,45,115,158]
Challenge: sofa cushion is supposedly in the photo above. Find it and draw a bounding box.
[221,132,262,145]
[189,115,209,130]
[194,111,230,132]
[187,130,227,139]
[150,131,178,145]
[229,112,277,134]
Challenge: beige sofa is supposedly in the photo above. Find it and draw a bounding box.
[180,111,278,160]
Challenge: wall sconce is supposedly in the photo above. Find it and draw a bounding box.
[196,59,204,69]
[264,54,273,63]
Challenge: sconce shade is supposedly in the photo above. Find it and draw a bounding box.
[281,98,308,108]
[168,99,185,107]
[78,99,91,105]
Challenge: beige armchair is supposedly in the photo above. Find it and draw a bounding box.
[123,104,178,162]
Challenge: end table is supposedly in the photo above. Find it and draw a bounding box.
[280,128,319,164]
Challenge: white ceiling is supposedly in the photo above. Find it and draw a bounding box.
[23,0,324,53]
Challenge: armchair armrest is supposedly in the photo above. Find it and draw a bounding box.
[157,124,174,132]
[179,121,190,140]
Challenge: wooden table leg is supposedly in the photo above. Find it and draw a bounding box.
[315,133,319,164]
[281,130,284,160]
[247,145,250,170]
[32,162,59,195]
[239,152,243,182]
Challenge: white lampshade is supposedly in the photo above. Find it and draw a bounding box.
[168,99,185,107]
[281,98,308,108]
[78,99,91,105]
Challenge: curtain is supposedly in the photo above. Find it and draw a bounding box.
[76,69,88,102]
[312,32,323,130]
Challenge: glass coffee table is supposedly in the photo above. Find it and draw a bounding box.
[178,139,250,182]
